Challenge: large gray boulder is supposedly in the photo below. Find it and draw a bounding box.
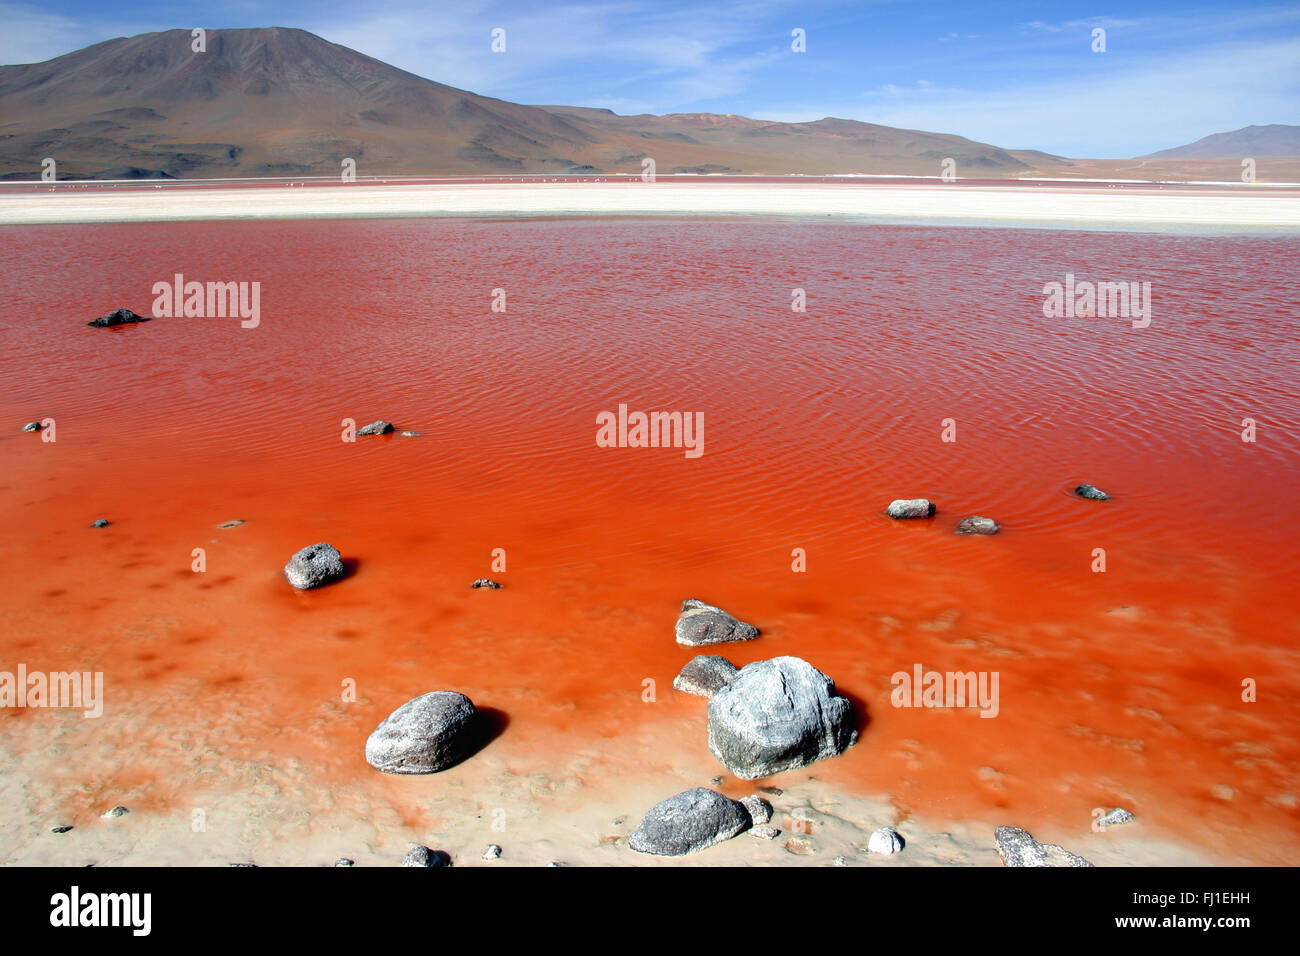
[994,826,1094,867]
[675,599,759,646]
[628,788,751,856]
[707,656,857,779]
[673,655,738,698]
[365,691,478,774]
[283,542,345,589]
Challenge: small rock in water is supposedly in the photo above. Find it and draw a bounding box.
[482,844,502,860]
[365,691,478,774]
[955,516,1000,535]
[400,431,422,437]
[707,656,857,779]
[1074,484,1110,501]
[87,307,150,328]
[628,788,752,856]
[1098,808,1135,828]
[887,498,936,519]
[21,421,43,432]
[402,846,450,867]
[90,519,109,528]
[750,826,781,840]
[334,858,355,867]
[283,542,345,589]
[675,599,759,646]
[673,655,739,698]
[994,826,1093,867]
[217,519,244,529]
[740,794,773,825]
[356,420,394,436]
[470,578,502,589]
[868,827,905,855]
[101,806,129,819]
[50,825,74,834]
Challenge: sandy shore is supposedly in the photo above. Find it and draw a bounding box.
[2,180,1299,231]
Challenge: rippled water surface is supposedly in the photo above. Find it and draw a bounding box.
[2,218,1298,861]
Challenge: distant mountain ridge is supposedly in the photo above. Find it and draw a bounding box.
[1142,124,1300,159]
[0,26,1068,180]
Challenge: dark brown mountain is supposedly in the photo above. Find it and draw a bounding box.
[0,26,1072,180]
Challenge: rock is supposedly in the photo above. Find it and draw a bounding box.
[357,420,394,436]
[832,856,849,866]
[886,498,936,519]
[628,788,752,856]
[365,691,478,774]
[90,519,109,528]
[229,862,257,867]
[21,421,42,432]
[868,827,905,855]
[217,519,244,529]
[673,655,739,698]
[750,826,781,840]
[101,806,129,819]
[709,776,725,787]
[400,431,422,437]
[334,858,355,867]
[1098,808,1135,828]
[470,578,502,589]
[955,516,1000,535]
[675,599,759,647]
[402,845,450,867]
[1074,484,1110,501]
[482,844,502,860]
[707,656,857,780]
[50,825,74,834]
[994,826,1093,867]
[740,795,772,825]
[87,307,150,328]
[283,542,345,589]
[757,786,784,796]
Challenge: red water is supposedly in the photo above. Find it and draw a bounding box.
[2,217,1298,861]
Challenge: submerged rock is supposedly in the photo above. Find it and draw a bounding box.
[673,655,738,698]
[1075,484,1110,501]
[994,826,1093,867]
[675,599,759,646]
[628,788,752,856]
[357,420,394,436]
[868,827,905,855]
[21,421,42,432]
[955,516,1000,535]
[90,519,109,528]
[707,656,857,780]
[402,845,450,867]
[400,431,422,437]
[283,542,345,589]
[87,307,150,328]
[50,825,74,834]
[1098,807,1136,828]
[365,691,478,774]
[217,519,245,529]
[470,578,502,589]
[886,498,936,519]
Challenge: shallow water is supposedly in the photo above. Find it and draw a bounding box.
[1,217,1297,862]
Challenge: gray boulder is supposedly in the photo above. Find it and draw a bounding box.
[402,845,450,867]
[1098,807,1135,828]
[365,691,478,774]
[1075,484,1110,501]
[673,655,738,698]
[675,599,759,646]
[955,516,1000,535]
[357,420,394,436]
[886,498,936,518]
[87,307,150,328]
[994,826,1093,867]
[283,542,345,589]
[628,788,751,856]
[707,656,857,779]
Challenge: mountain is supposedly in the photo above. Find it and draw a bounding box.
[1141,124,1300,159]
[0,26,1066,180]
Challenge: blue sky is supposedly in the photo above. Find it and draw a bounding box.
[2,0,1296,157]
